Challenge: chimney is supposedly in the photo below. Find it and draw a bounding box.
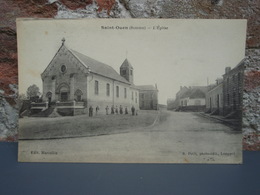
[225,67,231,74]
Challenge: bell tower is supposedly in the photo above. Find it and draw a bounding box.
[120,59,134,83]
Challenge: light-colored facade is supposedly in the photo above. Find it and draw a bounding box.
[40,39,139,115]
[180,97,206,107]
[175,86,207,112]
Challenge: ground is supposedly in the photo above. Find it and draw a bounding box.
[19,110,164,139]
[18,110,242,163]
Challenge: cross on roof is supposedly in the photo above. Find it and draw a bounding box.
[62,38,65,45]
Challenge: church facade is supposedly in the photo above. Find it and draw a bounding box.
[40,39,139,116]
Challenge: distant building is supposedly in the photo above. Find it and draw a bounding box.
[179,86,207,111]
[168,86,189,110]
[171,86,207,112]
[138,85,158,110]
[206,78,223,115]
[222,60,244,118]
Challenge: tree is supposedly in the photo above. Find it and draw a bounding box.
[26,84,41,99]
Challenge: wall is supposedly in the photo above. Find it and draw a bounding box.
[206,83,223,114]
[139,90,158,110]
[223,62,244,117]
[87,73,139,114]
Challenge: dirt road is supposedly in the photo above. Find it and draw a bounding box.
[19,111,242,164]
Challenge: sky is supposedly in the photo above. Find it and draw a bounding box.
[17,19,247,104]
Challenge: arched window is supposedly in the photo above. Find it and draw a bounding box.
[106,83,110,96]
[46,92,52,103]
[116,86,119,97]
[74,89,83,101]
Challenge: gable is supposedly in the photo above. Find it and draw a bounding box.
[41,44,89,79]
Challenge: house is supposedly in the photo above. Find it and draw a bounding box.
[138,85,158,110]
[205,78,223,115]
[178,86,207,112]
[168,86,189,110]
[222,60,244,118]
[37,38,140,116]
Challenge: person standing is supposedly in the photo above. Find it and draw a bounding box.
[105,106,109,115]
[131,106,135,116]
[111,105,114,114]
[96,106,99,115]
[89,106,93,117]
[115,106,119,114]
[119,105,123,114]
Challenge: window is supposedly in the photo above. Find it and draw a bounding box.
[75,89,83,101]
[135,92,137,103]
[150,100,154,109]
[106,83,110,96]
[141,93,144,99]
[61,65,66,73]
[132,91,134,100]
[130,70,133,75]
[233,92,236,109]
[116,86,119,97]
[95,80,99,95]
[122,70,126,75]
[238,72,241,85]
[232,74,236,82]
[124,88,127,98]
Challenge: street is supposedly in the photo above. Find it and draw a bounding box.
[19,111,242,164]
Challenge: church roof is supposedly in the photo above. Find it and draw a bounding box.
[70,49,130,84]
[120,59,133,69]
[137,85,158,91]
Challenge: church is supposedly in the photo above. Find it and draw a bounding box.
[40,38,140,116]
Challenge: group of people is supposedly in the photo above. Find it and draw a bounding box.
[88,105,137,117]
[88,106,98,117]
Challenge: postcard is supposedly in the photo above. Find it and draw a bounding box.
[17,19,246,163]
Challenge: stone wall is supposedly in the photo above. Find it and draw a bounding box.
[0,0,259,150]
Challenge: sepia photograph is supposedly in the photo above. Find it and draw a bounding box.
[17,19,246,163]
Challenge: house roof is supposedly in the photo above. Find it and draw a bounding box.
[70,49,130,84]
[223,58,245,77]
[181,86,207,99]
[137,85,158,91]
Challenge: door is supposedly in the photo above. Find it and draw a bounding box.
[60,92,68,102]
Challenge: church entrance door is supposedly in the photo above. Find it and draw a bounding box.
[58,84,70,102]
[61,92,68,102]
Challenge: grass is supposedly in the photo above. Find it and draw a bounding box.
[19,110,160,140]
